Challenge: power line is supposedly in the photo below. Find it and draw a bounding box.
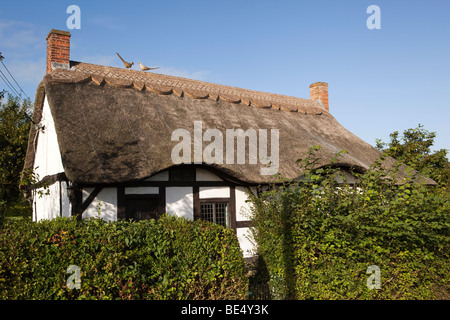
[0,59,30,100]
[0,52,30,101]
[0,68,23,99]
[0,71,17,94]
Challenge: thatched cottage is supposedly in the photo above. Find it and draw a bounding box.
[23,30,431,257]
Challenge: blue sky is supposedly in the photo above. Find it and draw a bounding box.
[0,0,449,151]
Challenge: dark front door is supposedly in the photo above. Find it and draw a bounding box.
[125,196,159,221]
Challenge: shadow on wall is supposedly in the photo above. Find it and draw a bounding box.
[165,187,194,220]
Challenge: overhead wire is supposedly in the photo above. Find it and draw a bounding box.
[0,68,23,99]
[0,52,30,102]
[0,59,30,100]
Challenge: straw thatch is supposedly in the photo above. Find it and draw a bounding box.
[23,62,436,186]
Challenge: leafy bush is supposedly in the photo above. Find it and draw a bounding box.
[0,215,247,299]
[249,147,449,299]
[0,93,32,221]
[376,124,450,188]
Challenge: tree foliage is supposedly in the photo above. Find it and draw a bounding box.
[249,146,449,300]
[376,124,449,188]
[0,92,32,220]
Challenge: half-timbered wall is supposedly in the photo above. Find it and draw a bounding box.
[33,164,357,259]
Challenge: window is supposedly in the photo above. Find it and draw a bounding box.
[169,166,195,182]
[125,195,160,221]
[200,201,229,228]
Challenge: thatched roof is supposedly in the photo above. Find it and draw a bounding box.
[24,62,436,185]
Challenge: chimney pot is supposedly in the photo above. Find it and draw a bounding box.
[309,82,329,112]
[46,29,71,74]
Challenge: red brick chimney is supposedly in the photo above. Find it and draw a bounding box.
[46,29,71,74]
[309,82,329,112]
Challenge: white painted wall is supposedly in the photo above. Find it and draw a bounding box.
[33,183,59,221]
[31,95,71,222]
[235,186,256,221]
[82,187,117,221]
[166,187,193,220]
[33,96,64,179]
[236,227,256,258]
[60,181,72,218]
[199,186,230,199]
[235,186,258,257]
[33,181,71,221]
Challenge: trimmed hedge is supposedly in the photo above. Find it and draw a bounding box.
[0,215,247,299]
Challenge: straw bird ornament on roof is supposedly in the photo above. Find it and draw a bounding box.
[139,62,159,72]
[116,52,134,69]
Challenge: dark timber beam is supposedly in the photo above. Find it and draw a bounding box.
[71,186,102,221]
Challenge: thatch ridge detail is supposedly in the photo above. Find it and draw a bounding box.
[51,62,329,116]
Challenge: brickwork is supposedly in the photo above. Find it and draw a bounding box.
[309,82,329,112]
[46,29,71,74]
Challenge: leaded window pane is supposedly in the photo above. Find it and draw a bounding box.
[201,203,214,223]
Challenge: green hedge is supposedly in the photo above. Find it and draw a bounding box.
[249,147,450,300]
[0,215,247,299]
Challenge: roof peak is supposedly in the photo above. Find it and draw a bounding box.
[44,61,329,115]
